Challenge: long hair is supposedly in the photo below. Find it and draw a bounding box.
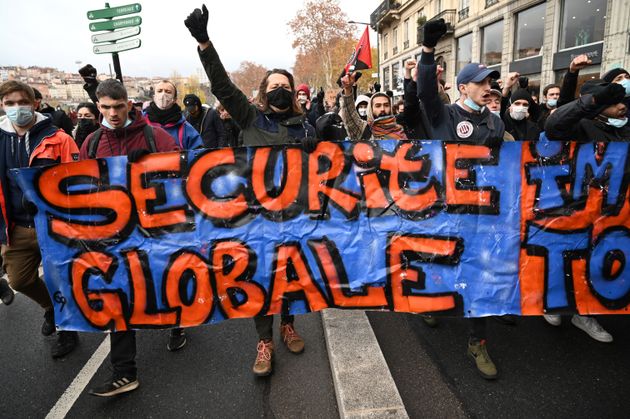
[255,69,302,115]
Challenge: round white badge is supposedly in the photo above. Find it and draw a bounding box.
[456,121,474,139]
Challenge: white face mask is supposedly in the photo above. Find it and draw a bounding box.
[358,107,367,117]
[155,92,175,110]
[510,105,528,121]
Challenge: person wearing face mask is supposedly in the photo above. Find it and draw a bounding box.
[185,4,318,378]
[144,80,203,150]
[72,102,100,149]
[183,93,226,149]
[502,89,540,141]
[355,95,369,120]
[416,19,509,147]
[0,80,81,358]
[545,80,630,143]
[340,73,407,141]
[602,68,630,119]
[536,84,561,131]
[296,84,311,112]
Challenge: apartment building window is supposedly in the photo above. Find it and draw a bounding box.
[481,20,503,66]
[383,33,389,60]
[403,18,410,49]
[456,33,473,73]
[559,0,607,50]
[392,62,401,91]
[458,0,470,21]
[514,3,545,59]
[393,26,399,55]
[383,66,391,91]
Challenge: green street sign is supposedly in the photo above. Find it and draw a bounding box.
[87,3,141,20]
[89,16,142,32]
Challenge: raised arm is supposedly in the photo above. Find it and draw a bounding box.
[416,19,448,123]
[338,72,368,141]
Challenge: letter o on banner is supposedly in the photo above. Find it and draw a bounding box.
[589,229,630,309]
[165,251,214,327]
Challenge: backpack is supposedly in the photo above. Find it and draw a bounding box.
[87,124,157,159]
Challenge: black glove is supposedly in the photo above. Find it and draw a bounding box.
[593,83,626,107]
[518,76,529,89]
[423,18,447,48]
[316,87,325,103]
[184,4,210,43]
[78,64,97,84]
[128,149,150,163]
[302,136,319,154]
[374,82,381,92]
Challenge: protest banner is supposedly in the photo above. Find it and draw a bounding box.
[13,139,630,332]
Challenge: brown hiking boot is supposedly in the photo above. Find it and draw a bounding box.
[280,322,305,354]
[253,339,274,376]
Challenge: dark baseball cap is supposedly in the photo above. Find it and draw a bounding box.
[183,94,201,107]
[457,63,500,86]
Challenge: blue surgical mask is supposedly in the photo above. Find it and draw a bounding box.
[463,97,482,112]
[620,79,630,96]
[490,110,501,117]
[5,105,34,127]
[546,98,557,108]
[606,117,628,128]
[102,118,132,129]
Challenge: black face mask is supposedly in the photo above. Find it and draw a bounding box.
[266,87,293,111]
[78,118,96,129]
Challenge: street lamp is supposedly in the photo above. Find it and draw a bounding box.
[348,20,380,82]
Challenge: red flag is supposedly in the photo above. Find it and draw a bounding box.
[344,26,372,74]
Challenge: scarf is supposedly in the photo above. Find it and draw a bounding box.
[370,116,407,140]
[146,102,182,126]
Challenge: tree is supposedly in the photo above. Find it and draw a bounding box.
[230,61,269,99]
[288,0,355,89]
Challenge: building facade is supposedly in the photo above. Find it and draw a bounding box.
[371,0,630,98]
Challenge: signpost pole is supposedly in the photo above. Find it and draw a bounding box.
[112,52,123,83]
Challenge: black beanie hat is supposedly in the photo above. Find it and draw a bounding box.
[602,68,629,83]
[183,94,201,108]
[510,89,532,107]
[580,79,608,95]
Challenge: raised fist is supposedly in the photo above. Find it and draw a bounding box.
[184,4,210,43]
[423,18,447,48]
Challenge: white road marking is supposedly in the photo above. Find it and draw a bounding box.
[45,336,110,419]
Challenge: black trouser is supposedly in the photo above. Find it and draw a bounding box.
[469,318,487,341]
[254,314,294,341]
[110,331,136,378]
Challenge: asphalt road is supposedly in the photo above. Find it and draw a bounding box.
[4,289,630,418]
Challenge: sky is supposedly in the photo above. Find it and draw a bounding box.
[0,0,380,78]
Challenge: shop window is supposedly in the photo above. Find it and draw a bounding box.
[559,0,607,50]
[481,20,503,66]
[456,33,473,74]
[514,3,545,59]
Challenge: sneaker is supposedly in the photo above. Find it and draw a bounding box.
[421,314,439,328]
[51,331,78,358]
[0,278,13,305]
[252,339,274,376]
[543,314,561,326]
[89,375,139,397]
[280,322,305,354]
[42,309,55,336]
[167,328,187,352]
[571,315,613,343]
[467,339,498,380]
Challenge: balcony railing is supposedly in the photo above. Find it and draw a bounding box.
[458,7,469,22]
[485,0,499,7]
[417,9,456,45]
[370,0,401,30]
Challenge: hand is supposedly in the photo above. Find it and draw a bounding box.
[593,83,626,107]
[518,76,529,89]
[128,149,150,163]
[184,4,210,43]
[404,59,416,79]
[504,72,520,89]
[569,54,592,73]
[423,18,447,48]
[302,136,319,154]
[78,64,97,84]
[316,87,325,102]
[341,72,357,94]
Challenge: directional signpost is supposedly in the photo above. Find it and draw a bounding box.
[87,2,143,83]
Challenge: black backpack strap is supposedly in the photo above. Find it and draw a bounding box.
[143,124,157,153]
[87,128,103,159]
